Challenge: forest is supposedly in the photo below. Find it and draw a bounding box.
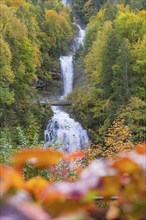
[0,0,146,219]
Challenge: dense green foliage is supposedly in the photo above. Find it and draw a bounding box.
[72,0,146,23]
[72,0,106,23]
[0,0,74,150]
[0,0,145,160]
[71,2,146,145]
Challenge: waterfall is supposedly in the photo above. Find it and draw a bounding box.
[44,1,89,152]
[60,56,74,97]
[62,0,67,6]
[73,24,85,51]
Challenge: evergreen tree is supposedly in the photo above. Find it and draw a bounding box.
[101,29,120,99]
[111,39,132,105]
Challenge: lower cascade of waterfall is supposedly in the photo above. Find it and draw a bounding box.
[44,3,89,152]
[44,108,89,152]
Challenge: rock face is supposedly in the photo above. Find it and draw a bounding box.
[36,68,63,102]
[35,80,46,90]
[52,72,61,81]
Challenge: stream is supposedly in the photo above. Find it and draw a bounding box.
[44,1,89,152]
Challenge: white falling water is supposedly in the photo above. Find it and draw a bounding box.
[44,2,89,152]
[44,111,88,152]
[60,56,73,97]
[73,24,85,51]
[62,0,67,6]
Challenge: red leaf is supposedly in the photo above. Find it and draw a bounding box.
[63,150,85,161]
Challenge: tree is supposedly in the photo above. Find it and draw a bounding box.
[101,29,120,99]
[85,21,113,79]
[72,2,146,145]
[114,5,146,43]
[131,35,146,100]
[44,9,73,56]
[118,97,146,143]
[0,38,14,118]
[84,9,106,53]
[111,39,132,105]
[104,117,133,159]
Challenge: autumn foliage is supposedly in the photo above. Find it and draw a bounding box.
[0,143,146,220]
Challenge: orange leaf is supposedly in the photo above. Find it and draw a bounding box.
[75,167,82,174]
[42,189,65,202]
[13,148,63,169]
[98,176,120,197]
[0,164,24,196]
[134,143,146,154]
[25,177,49,200]
[63,150,85,161]
[112,158,140,173]
[43,198,88,217]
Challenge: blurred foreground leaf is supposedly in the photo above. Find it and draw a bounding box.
[112,158,140,173]
[13,149,63,169]
[0,164,24,197]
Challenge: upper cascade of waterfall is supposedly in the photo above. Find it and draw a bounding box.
[59,24,85,99]
[72,24,86,52]
[44,1,89,152]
